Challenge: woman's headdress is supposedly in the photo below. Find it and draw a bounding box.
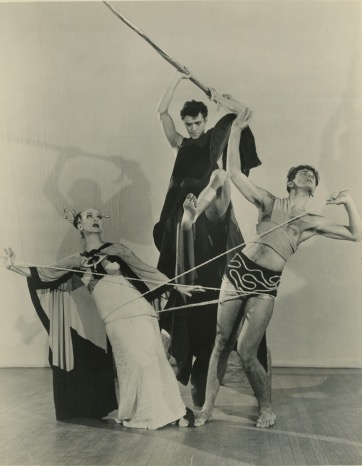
[63,208,110,229]
[64,209,78,225]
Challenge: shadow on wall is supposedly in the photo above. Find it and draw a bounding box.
[318,35,361,193]
[9,138,153,347]
[40,143,154,260]
[318,90,361,193]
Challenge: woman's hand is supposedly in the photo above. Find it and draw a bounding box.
[3,248,31,277]
[3,248,15,269]
[174,284,205,298]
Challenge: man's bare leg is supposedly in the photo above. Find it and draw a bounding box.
[181,169,230,231]
[237,297,276,428]
[195,280,243,426]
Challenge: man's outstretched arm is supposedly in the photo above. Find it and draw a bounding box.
[314,191,362,241]
[157,71,187,149]
[227,110,271,208]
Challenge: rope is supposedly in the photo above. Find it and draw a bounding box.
[112,201,326,310]
[157,289,277,313]
[2,200,326,314]
[0,258,224,294]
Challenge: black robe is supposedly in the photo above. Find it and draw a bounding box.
[153,114,267,385]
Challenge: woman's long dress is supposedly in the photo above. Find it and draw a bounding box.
[34,242,186,429]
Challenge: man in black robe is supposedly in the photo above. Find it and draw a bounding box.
[154,70,264,407]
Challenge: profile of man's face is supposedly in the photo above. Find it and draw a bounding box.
[182,113,207,139]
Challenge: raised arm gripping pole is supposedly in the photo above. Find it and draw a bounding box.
[103,1,212,98]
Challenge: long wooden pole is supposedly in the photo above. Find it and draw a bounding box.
[103,1,212,98]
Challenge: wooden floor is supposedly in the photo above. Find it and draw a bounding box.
[0,355,361,466]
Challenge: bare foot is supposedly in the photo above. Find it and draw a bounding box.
[256,408,276,428]
[181,194,198,231]
[194,409,213,427]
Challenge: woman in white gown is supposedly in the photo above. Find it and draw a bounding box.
[4,207,200,429]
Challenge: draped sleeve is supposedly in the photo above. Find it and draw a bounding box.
[102,243,175,303]
[30,253,82,284]
[108,243,172,291]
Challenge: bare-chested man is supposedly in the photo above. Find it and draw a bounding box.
[193,108,362,427]
[153,71,263,407]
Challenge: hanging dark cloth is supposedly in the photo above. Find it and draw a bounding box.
[153,116,267,399]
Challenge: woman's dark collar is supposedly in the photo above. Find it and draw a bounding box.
[81,242,113,257]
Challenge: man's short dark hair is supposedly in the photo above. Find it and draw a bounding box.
[286,165,320,192]
[180,100,208,120]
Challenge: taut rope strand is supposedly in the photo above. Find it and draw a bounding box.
[113,201,326,310]
[2,201,326,313]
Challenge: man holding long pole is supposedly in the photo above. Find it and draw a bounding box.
[103,2,266,408]
[154,70,265,407]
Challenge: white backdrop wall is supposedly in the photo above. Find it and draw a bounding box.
[0,1,361,367]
